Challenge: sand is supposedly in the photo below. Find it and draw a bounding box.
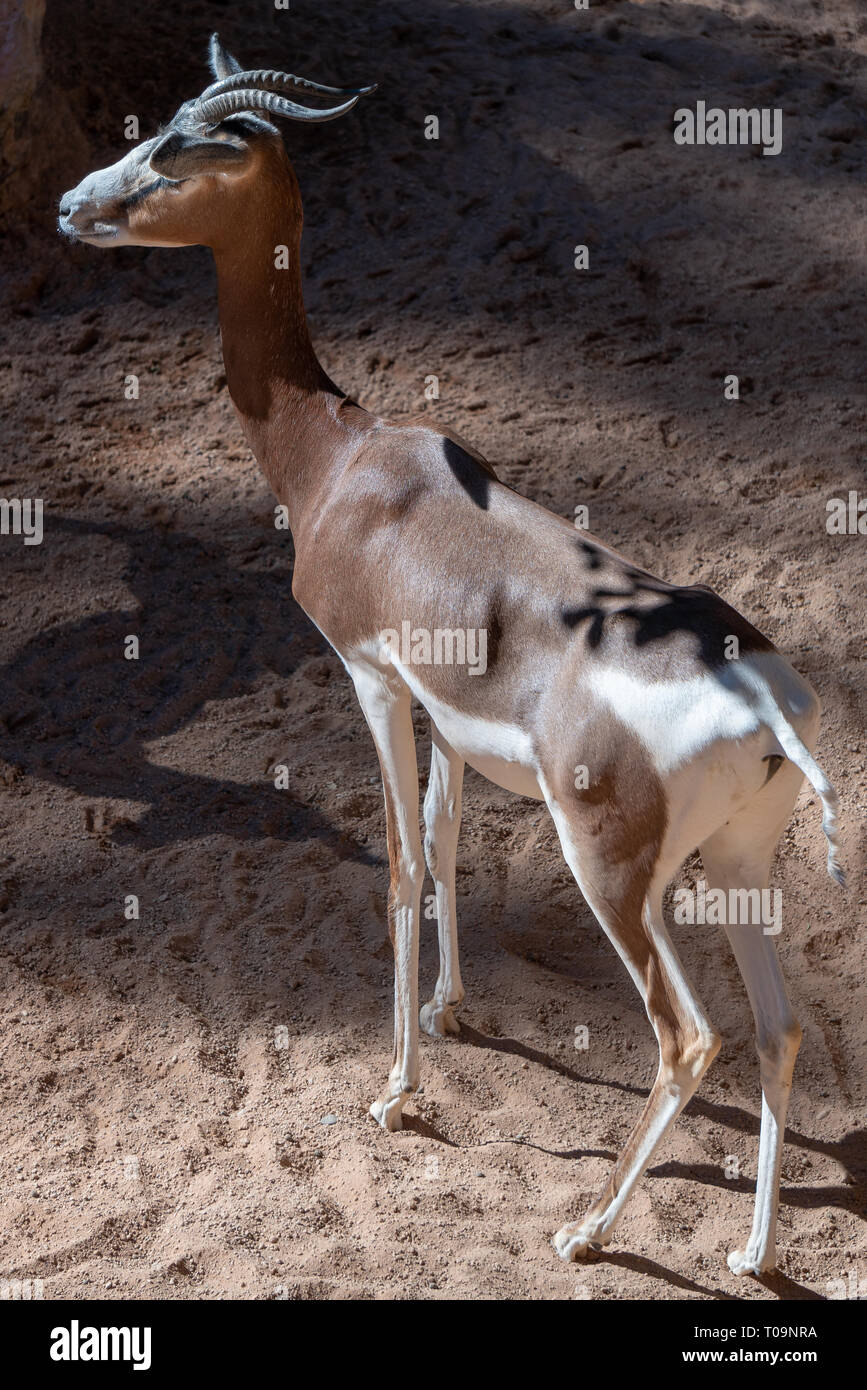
[0,0,863,1299]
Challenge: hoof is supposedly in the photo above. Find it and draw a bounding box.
[727,1248,771,1277]
[553,1224,607,1262]
[369,1094,405,1132]
[419,1000,461,1037]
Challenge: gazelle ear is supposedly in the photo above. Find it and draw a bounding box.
[148,130,249,182]
[208,33,243,80]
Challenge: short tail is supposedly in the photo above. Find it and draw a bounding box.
[768,717,846,889]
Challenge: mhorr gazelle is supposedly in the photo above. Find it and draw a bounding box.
[59,34,844,1276]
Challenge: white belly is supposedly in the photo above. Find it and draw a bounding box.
[337,638,545,800]
[462,748,544,799]
[399,671,544,800]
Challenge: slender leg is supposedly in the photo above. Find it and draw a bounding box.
[722,926,800,1276]
[556,885,719,1258]
[350,662,424,1132]
[419,725,465,1037]
[546,801,720,1259]
[701,799,802,1276]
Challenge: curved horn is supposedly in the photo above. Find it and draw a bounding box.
[208,33,243,80]
[195,88,365,128]
[200,68,376,103]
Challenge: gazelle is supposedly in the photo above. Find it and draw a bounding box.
[59,34,844,1276]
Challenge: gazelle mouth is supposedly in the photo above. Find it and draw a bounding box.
[76,222,121,241]
[58,217,126,244]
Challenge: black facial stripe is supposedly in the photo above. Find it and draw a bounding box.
[122,177,169,211]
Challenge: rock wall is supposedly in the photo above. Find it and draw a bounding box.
[0,0,87,228]
[0,0,47,214]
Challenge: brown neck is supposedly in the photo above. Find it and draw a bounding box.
[211,149,352,527]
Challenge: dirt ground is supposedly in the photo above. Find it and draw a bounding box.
[0,0,864,1301]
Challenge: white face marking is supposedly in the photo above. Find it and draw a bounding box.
[58,137,198,250]
[59,140,161,245]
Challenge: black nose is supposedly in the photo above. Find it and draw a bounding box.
[58,194,72,216]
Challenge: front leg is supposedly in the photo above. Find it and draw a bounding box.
[420,725,465,1037]
[350,662,424,1132]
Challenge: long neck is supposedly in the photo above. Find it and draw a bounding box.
[211,152,351,527]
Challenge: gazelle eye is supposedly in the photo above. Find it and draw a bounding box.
[122,177,168,210]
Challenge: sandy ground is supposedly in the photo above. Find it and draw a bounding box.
[0,0,864,1300]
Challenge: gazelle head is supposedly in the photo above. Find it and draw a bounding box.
[58,33,375,250]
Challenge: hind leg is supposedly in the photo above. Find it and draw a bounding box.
[547,801,720,1259]
[419,727,465,1037]
[701,767,805,1275]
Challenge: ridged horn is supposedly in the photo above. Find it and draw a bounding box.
[194,88,365,128]
[200,67,377,103]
